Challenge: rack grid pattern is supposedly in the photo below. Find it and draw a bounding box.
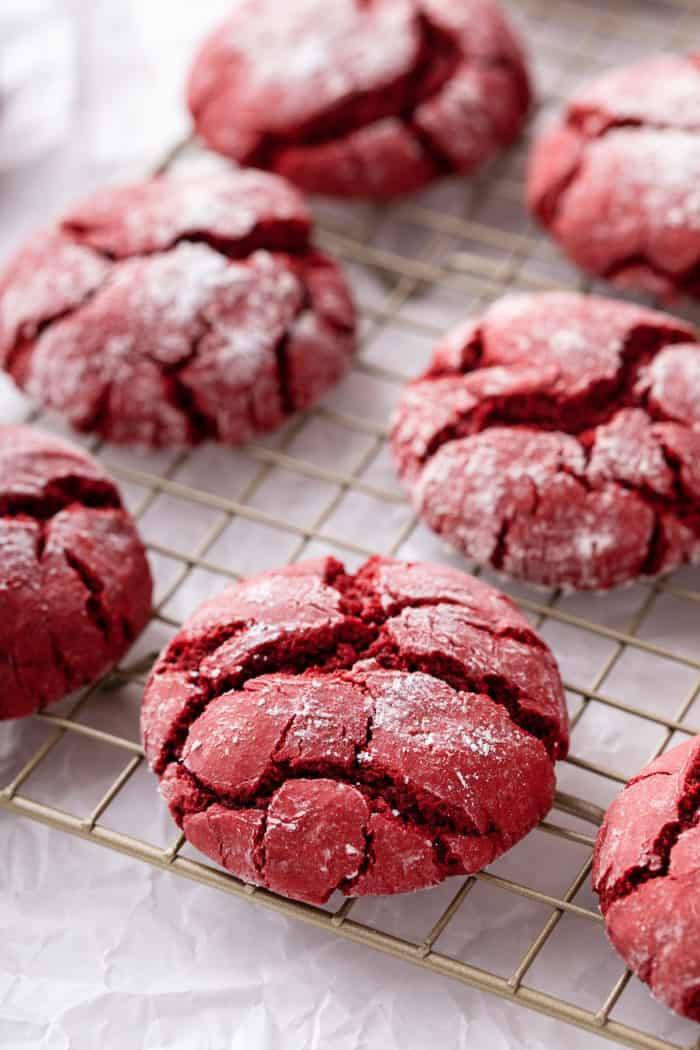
[3,1,700,1047]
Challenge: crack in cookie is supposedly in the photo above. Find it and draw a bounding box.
[142,555,568,904]
[0,172,355,447]
[593,736,700,1021]
[186,0,530,199]
[0,425,152,719]
[527,53,700,298]
[391,292,700,590]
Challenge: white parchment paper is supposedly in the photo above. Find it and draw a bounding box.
[2,3,700,1048]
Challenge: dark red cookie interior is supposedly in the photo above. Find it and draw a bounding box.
[527,53,700,297]
[391,292,700,590]
[142,555,568,904]
[0,425,152,719]
[593,737,700,1020]
[0,172,355,447]
[187,0,530,198]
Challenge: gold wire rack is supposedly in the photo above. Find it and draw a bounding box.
[3,1,700,1047]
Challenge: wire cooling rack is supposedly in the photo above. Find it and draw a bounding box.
[3,1,700,1047]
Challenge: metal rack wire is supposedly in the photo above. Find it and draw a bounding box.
[2,1,700,1047]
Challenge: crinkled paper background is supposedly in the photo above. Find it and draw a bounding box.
[2,2,700,1048]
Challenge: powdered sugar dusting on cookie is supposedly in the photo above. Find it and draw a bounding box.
[218,0,417,97]
[0,172,355,446]
[137,242,231,336]
[0,231,110,356]
[187,0,530,198]
[392,291,700,590]
[141,554,566,904]
[571,53,700,133]
[642,343,700,426]
[590,128,700,230]
[528,53,700,294]
[0,425,152,720]
[63,170,310,257]
[593,735,700,1020]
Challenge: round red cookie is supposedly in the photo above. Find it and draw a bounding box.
[593,737,700,1020]
[527,53,700,298]
[0,425,152,720]
[186,0,530,199]
[0,171,355,447]
[141,555,568,905]
[391,291,700,591]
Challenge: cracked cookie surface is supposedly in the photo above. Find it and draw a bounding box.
[0,171,355,447]
[391,291,700,591]
[186,0,530,199]
[141,554,568,904]
[593,736,700,1020]
[527,53,700,298]
[0,425,152,719]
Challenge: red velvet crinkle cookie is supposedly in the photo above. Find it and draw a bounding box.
[528,54,700,298]
[391,292,700,591]
[593,737,700,1020]
[187,0,530,199]
[0,171,355,447]
[141,555,568,904]
[0,425,152,720]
